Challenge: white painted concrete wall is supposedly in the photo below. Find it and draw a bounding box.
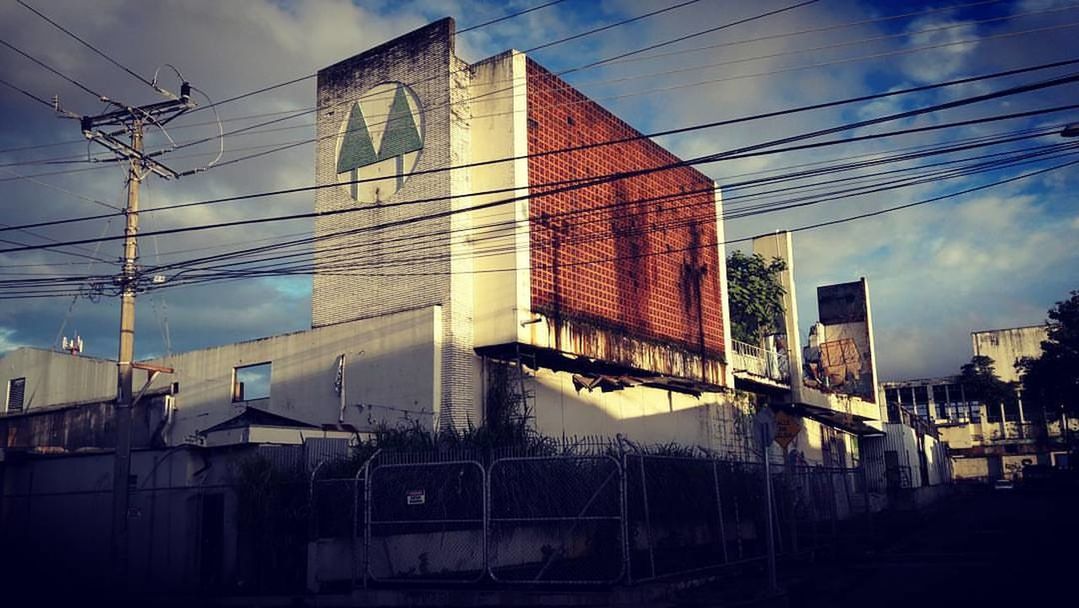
[0,348,115,414]
[526,366,756,457]
[144,307,441,445]
[971,325,1047,383]
[752,231,802,400]
[469,50,532,349]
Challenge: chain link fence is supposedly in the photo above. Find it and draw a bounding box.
[304,443,873,589]
[1,446,871,595]
[366,456,487,583]
[488,455,624,584]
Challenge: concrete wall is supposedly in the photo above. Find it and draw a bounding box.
[971,325,1047,383]
[0,447,234,592]
[527,367,755,457]
[810,279,879,404]
[752,231,803,398]
[145,307,440,445]
[883,422,949,488]
[953,456,989,480]
[937,423,974,449]
[776,415,861,468]
[311,18,477,430]
[469,51,532,348]
[0,348,115,414]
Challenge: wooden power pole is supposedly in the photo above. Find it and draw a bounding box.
[79,84,193,582]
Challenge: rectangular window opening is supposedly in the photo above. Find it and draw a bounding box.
[7,377,25,412]
[232,363,271,402]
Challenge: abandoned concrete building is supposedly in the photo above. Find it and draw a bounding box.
[882,324,1073,482]
[1,18,951,595]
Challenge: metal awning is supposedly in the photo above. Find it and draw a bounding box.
[788,403,885,437]
[475,343,725,396]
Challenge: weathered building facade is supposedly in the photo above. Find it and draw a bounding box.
[308,17,738,448]
[882,324,1072,481]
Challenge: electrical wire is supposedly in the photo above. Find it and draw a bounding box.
[4,58,1076,236]
[16,0,156,89]
[456,0,571,35]
[4,142,1073,296]
[0,0,1017,157]
[0,37,106,102]
[7,13,1073,178]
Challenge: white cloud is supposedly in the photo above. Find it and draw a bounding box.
[898,17,980,84]
[0,327,27,355]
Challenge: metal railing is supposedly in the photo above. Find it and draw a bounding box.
[730,340,790,385]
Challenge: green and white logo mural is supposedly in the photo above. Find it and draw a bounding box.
[335,82,424,203]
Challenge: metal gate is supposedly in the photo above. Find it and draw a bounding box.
[487,455,624,584]
[366,458,486,583]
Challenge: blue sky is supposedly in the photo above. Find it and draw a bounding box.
[0,0,1077,381]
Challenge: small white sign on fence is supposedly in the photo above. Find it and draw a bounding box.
[406,489,426,506]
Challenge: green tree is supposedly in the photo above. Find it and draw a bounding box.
[726,251,787,344]
[1018,290,1079,418]
[959,355,1015,411]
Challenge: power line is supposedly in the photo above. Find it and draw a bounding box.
[5,141,1073,295]
[165,144,1079,280]
[7,10,1069,180]
[0,0,1017,158]
[130,154,1073,293]
[525,0,707,53]
[749,157,1079,244]
[0,75,57,109]
[0,166,123,211]
[565,0,819,75]
[456,0,571,34]
[601,0,1008,67]
[2,92,1075,257]
[10,143,1069,291]
[4,58,1076,236]
[181,157,1079,283]
[0,37,105,102]
[157,18,1079,176]
[6,13,1074,176]
[16,0,156,89]
[128,124,1061,272]
[12,127,1050,282]
[0,0,755,175]
[186,0,708,118]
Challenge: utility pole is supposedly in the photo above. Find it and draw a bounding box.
[79,84,194,584]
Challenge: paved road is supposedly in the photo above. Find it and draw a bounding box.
[785,484,1079,607]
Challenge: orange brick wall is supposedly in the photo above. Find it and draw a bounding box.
[526,60,726,360]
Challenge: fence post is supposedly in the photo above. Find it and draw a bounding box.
[733,475,744,560]
[351,449,380,590]
[351,467,360,590]
[842,468,853,521]
[482,455,489,583]
[363,455,376,588]
[622,437,655,579]
[308,460,326,544]
[860,467,873,539]
[711,458,729,564]
[786,464,799,555]
[826,470,838,550]
[617,436,632,584]
[761,435,777,594]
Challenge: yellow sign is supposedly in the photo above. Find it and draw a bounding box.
[774,411,803,449]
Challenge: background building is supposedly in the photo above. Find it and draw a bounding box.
[883,324,1073,481]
